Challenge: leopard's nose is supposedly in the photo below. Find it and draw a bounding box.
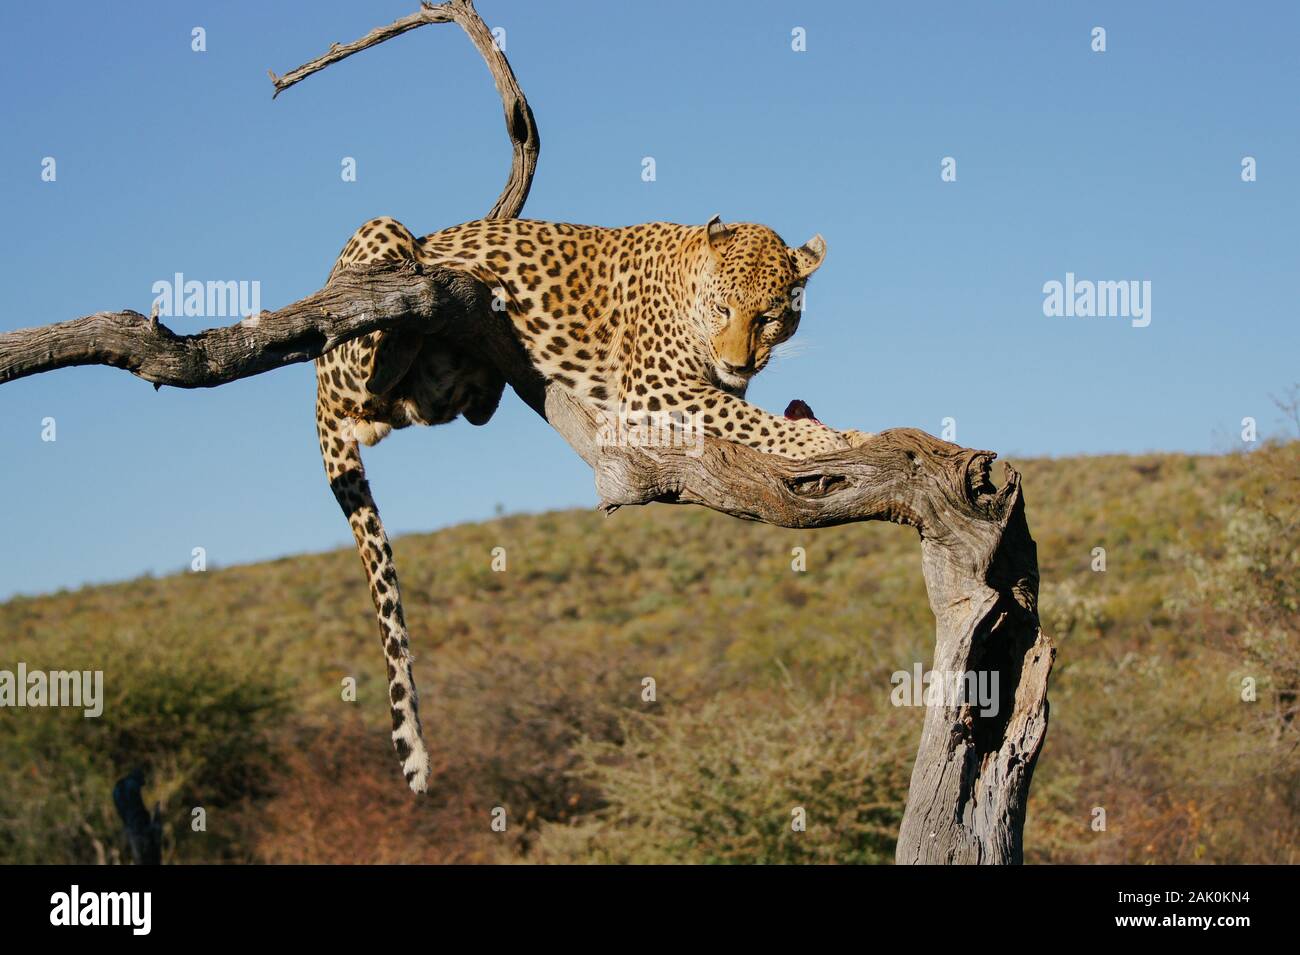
[719,359,753,376]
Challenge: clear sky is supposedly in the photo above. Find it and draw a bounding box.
[1,1,1296,599]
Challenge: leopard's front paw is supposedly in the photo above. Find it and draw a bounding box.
[842,428,876,448]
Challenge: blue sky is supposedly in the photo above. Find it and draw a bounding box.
[1,0,1296,599]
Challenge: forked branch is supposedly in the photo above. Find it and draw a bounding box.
[270,0,539,221]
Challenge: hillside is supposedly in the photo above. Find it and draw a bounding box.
[1,444,1296,864]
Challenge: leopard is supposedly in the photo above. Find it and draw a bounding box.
[314,214,870,792]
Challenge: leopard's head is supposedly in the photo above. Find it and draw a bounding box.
[698,216,826,395]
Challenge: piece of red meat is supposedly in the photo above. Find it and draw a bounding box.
[783,399,822,424]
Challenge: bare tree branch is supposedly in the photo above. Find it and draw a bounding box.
[270,0,539,221]
[3,0,538,388]
[0,263,488,388]
[268,4,456,95]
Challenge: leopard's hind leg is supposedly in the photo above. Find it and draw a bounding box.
[324,216,429,446]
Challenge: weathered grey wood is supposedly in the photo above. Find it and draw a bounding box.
[0,264,489,388]
[538,377,1055,865]
[0,0,1054,864]
[900,474,1053,863]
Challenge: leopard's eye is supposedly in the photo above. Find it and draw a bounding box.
[718,305,731,320]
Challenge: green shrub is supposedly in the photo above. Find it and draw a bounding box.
[0,640,286,864]
[530,687,915,864]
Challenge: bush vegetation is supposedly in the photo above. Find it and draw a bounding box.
[1,441,1295,863]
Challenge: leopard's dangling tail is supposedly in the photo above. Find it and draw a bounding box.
[315,392,430,793]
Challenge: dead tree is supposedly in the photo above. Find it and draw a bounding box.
[0,0,1054,864]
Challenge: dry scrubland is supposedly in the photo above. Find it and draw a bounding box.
[1,442,1296,864]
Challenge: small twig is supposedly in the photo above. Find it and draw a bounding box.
[269,2,455,99]
[81,822,108,866]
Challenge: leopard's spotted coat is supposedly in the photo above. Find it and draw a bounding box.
[315,214,866,791]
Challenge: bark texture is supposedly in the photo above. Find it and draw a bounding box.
[0,263,488,388]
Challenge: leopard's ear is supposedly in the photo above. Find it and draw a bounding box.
[705,214,734,258]
[791,234,827,278]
